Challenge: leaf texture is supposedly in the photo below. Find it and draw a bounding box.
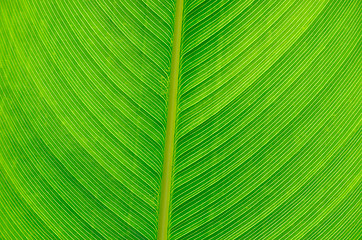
[170,0,362,239]
[1,0,175,239]
[1,0,361,239]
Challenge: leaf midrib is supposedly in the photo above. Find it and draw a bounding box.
[157,0,184,239]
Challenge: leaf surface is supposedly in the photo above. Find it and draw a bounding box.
[1,0,361,239]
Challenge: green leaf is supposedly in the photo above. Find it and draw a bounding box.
[1,0,361,239]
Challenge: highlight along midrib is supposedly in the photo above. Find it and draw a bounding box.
[157,0,184,239]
